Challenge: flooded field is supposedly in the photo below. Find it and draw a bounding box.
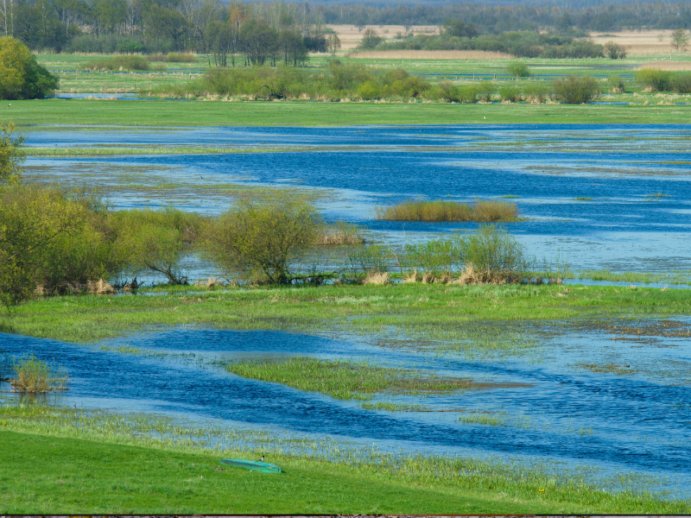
[23,124,691,272]
[5,123,691,501]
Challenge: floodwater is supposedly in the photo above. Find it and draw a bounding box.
[24,124,691,272]
[1,323,691,495]
[6,124,691,496]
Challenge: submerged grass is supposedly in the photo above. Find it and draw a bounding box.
[4,284,691,347]
[576,269,691,285]
[224,357,477,401]
[1,402,688,513]
[375,199,520,222]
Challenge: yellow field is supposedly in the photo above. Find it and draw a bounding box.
[590,30,687,56]
[348,50,513,60]
[639,60,691,71]
[327,24,440,50]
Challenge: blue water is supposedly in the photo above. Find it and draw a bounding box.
[2,326,690,495]
[24,124,691,271]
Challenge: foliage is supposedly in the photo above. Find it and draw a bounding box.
[458,225,528,277]
[164,62,431,101]
[0,123,24,185]
[202,196,322,284]
[433,82,477,103]
[375,200,519,222]
[603,41,627,59]
[608,75,626,93]
[358,28,383,50]
[348,243,394,274]
[109,208,205,285]
[553,75,599,104]
[506,61,530,78]
[82,56,150,71]
[9,354,68,392]
[373,30,603,59]
[636,69,673,91]
[671,28,690,52]
[0,37,58,100]
[499,85,522,103]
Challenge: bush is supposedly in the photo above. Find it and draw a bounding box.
[0,37,59,99]
[671,73,691,94]
[149,52,197,63]
[203,197,322,284]
[603,41,627,59]
[507,61,530,78]
[117,38,146,54]
[636,69,673,92]
[82,56,150,71]
[348,244,394,274]
[554,75,599,104]
[457,225,528,279]
[10,354,68,393]
[499,85,521,102]
[0,123,24,184]
[359,29,383,50]
[522,82,551,103]
[608,75,626,93]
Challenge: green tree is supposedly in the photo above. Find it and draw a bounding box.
[0,123,23,184]
[203,196,322,284]
[0,36,58,99]
[603,41,626,59]
[506,61,530,78]
[554,75,599,104]
[359,28,382,50]
[671,28,689,52]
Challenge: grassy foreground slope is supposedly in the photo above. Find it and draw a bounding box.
[0,427,685,514]
[6,99,691,126]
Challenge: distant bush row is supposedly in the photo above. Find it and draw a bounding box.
[635,69,691,94]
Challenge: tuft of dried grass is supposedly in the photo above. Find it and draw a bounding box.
[404,270,422,283]
[34,285,46,297]
[421,272,435,284]
[454,264,516,286]
[364,271,389,285]
[375,200,519,222]
[87,279,115,295]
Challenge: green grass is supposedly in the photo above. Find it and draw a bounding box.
[577,363,635,376]
[6,99,691,127]
[0,403,688,513]
[224,357,477,401]
[359,401,431,412]
[23,145,325,157]
[3,283,691,346]
[576,269,691,285]
[375,199,520,222]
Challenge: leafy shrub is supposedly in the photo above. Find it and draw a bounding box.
[0,37,59,100]
[636,69,673,92]
[202,197,322,284]
[499,85,521,102]
[671,73,691,94]
[359,29,383,50]
[603,41,627,59]
[10,354,69,393]
[608,75,626,93]
[522,82,551,103]
[116,39,146,54]
[457,225,528,279]
[507,61,530,78]
[82,56,150,71]
[357,80,381,100]
[554,75,599,104]
[0,123,24,184]
[348,244,394,274]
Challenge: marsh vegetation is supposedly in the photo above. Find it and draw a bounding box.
[375,199,520,222]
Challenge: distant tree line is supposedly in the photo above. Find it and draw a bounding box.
[0,0,340,58]
[1,0,690,53]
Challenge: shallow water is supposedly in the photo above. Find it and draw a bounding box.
[9,124,691,495]
[23,124,691,273]
[1,325,690,495]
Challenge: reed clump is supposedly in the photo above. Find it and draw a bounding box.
[375,200,519,222]
[9,355,69,393]
[225,357,476,401]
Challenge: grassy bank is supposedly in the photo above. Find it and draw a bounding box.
[0,404,687,514]
[375,199,520,222]
[225,357,478,400]
[2,283,690,345]
[7,99,691,127]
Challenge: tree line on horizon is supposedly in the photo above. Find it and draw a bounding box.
[0,0,690,54]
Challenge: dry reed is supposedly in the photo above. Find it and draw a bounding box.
[375,200,519,222]
[364,271,389,285]
[350,50,513,59]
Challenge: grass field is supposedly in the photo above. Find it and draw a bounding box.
[7,99,691,127]
[2,283,689,345]
[1,404,688,514]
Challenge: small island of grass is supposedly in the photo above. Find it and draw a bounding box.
[375,199,520,222]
